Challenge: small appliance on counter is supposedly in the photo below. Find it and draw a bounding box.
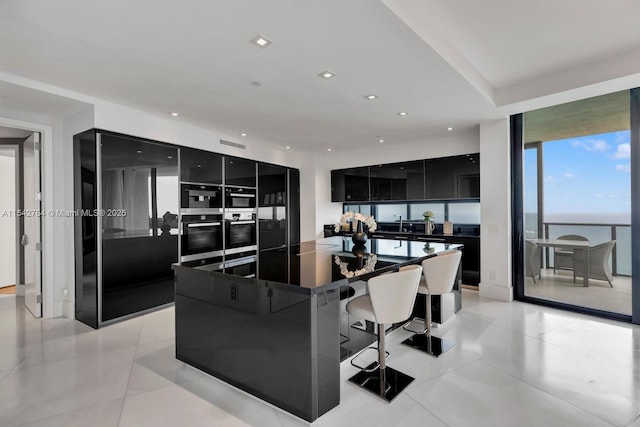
[443,221,454,235]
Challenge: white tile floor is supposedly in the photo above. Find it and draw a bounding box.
[1,291,640,426]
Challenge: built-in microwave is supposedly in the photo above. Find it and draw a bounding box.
[180,213,224,262]
[225,187,256,209]
[224,210,257,254]
[181,184,223,211]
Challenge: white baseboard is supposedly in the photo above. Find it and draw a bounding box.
[479,282,513,302]
[63,301,75,319]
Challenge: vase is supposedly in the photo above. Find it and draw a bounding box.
[425,221,435,235]
[352,221,367,246]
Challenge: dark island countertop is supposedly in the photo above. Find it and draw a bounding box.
[173,236,463,294]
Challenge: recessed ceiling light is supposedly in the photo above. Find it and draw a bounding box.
[197,165,202,168]
[378,138,384,143]
[319,71,336,79]
[447,127,454,131]
[285,146,291,150]
[365,94,378,100]
[398,112,408,116]
[167,156,173,159]
[327,148,332,152]
[170,112,179,117]
[251,35,272,48]
[240,133,247,137]
[136,150,142,154]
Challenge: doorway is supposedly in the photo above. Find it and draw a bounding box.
[513,89,638,323]
[0,125,42,318]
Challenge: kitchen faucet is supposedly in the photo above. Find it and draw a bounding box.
[394,214,403,232]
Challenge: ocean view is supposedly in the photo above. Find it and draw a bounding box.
[525,212,631,275]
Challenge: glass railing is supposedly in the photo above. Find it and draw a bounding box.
[539,222,631,276]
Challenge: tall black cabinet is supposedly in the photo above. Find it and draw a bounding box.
[75,130,301,328]
[74,130,180,327]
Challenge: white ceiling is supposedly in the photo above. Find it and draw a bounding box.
[1,0,639,152]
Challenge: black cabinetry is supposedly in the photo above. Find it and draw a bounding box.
[258,164,287,207]
[331,167,369,202]
[225,156,256,187]
[73,130,98,328]
[369,160,424,201]
[74,130,179,327]
[258,164,287,250]
[289,169,300,245]
[331,154,479,202]
[180,148,222,184]
[425,154,479,199]
[256,164,299,250]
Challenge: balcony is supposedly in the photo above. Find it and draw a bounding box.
[525,221,631,315]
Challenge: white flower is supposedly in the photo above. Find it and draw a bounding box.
[334,254,378,278]
[335,211,377,232]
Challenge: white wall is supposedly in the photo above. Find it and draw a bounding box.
[0,150,16,287]
[479,118,513,301]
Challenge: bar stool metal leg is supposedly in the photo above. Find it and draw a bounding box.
[402,293,454,357]
[348,323,415,402]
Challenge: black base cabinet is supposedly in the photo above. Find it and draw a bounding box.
[174,267,340,422]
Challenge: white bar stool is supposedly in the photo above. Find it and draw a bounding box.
[402,250,462,357]
[345,265,422,402]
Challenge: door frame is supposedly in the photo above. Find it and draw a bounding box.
[512,88,640,324]
[0,143,21,293]
[0,117,52,318]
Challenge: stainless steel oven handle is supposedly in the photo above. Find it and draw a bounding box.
[225,255,257,268]
[229,193,255,198]
[228,220,256,225]
[187,222,221,227]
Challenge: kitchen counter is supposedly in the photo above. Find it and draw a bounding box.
[173,236,462,422]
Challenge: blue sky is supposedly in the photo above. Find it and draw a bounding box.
[524,130,631,215]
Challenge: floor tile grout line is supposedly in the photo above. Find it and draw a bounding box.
[11,397,126,427]
[405,392,453,427]
[475,357,618,426]
[117,318,145,426]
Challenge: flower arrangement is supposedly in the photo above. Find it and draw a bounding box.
[423,210,435,222]
[334,212,377,233]
[334,254,378,278]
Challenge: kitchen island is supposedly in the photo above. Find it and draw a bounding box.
[173,236,462,422]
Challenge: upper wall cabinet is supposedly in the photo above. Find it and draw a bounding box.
[331,167,369,202]
[225,156,256,187]
[258,164,287,207]
[425,154,479,199]
[180,148,223,184]
[331,154,479,202]
[369,160,425,201]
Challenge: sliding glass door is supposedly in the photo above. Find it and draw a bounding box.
[516,90,636,321]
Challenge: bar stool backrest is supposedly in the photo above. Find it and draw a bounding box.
[422,250,462,296]
[368,265,423,325]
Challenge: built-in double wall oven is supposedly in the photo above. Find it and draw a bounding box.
[224,208,257,254]
[180,183,257,269]
[180,212,224,262]
[180,183,224,263]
